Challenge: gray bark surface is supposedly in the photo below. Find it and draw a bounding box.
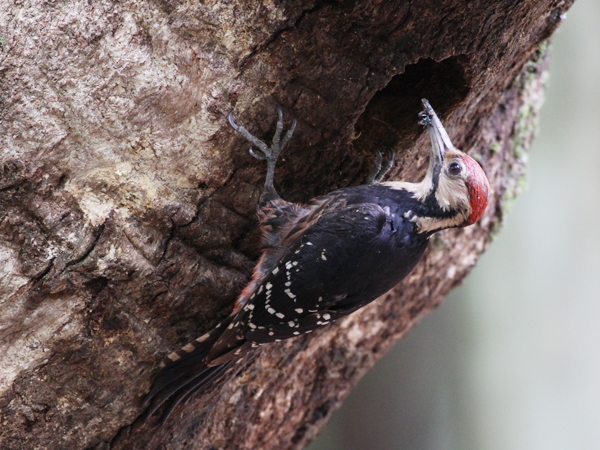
[0,1,572,449]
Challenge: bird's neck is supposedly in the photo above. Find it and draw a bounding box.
[382,178,469,234]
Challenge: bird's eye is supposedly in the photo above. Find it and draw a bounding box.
[448,161,462,176]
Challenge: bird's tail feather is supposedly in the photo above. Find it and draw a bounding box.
[158,362,234,422]
[142,316,235,420]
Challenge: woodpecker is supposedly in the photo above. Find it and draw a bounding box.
[143,99,490,419]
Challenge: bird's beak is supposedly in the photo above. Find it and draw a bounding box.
[419,99,457,167]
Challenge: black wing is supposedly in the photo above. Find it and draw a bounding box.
[237,201,393,341]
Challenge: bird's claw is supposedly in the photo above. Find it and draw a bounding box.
[249,148,266,160]
[228,107,297,190]
[366,149,395,184]
[228,108,296,165]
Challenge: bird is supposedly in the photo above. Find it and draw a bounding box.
[142,99,491,420]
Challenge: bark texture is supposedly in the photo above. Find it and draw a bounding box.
[0,1,572,449]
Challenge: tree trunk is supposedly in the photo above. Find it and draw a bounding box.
[0,1,572,449]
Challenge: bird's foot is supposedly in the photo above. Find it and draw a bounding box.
[366,149,395,184]
[228,107,297,166]
[228,107,297,190]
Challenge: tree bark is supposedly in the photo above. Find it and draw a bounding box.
[0,1,572,449]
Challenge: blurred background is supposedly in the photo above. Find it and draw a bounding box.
[309,0,600,449]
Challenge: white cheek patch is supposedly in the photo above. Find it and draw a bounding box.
[435,175,470,211]
[415,213,468,233]
[382,150,479,233]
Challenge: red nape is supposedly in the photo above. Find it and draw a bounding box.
[462,155,491,226]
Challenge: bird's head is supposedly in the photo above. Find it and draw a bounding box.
[386,100,491,233]
[419,99,490,228]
